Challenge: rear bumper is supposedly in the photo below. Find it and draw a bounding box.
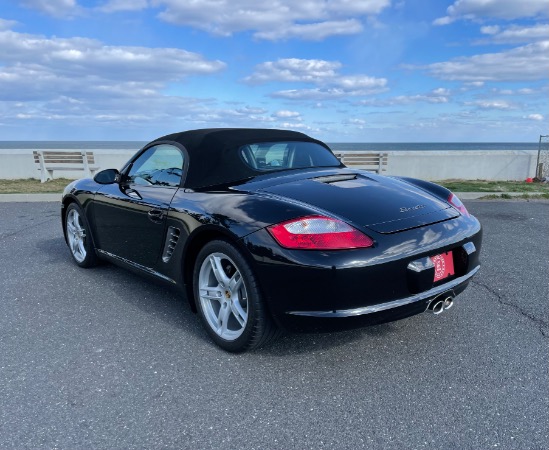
[289,265,479,318]
[241,213,482,332]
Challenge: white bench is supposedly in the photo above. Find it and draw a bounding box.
[333,152,388,174]
[33,150,100,182]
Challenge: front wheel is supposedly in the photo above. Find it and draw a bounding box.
[193,240,279,352]
[65,203,97,268]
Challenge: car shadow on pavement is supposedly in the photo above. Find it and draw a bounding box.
[36,236,213,344]
[36,236,412,354]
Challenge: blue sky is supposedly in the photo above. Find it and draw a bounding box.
[0,0,547,141]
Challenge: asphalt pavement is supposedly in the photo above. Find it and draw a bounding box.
[0,200,547,449]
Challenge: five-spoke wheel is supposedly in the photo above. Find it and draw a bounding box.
[198,252,249,340]
[194,240,279,352]
[65,203,97,267]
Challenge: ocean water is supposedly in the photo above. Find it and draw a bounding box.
[0,141,540,152]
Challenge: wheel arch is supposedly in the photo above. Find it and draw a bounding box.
[61,195,80,241]
[61,195,98,250]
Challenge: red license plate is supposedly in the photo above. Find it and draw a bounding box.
[430,251,455,282]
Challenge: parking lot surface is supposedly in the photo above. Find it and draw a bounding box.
[0,200,547,449]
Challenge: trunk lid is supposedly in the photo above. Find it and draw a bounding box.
[258,172,458,233]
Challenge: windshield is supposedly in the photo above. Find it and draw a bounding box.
[239,141,341,172]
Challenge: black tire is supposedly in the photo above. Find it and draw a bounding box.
[193,240,279,352]
[65,202,98,268]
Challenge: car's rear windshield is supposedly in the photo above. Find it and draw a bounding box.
[239,141,341,172]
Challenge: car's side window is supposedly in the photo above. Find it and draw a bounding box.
[127,144,184,187]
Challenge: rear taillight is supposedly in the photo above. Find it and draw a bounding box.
[267,215,374,250]
[448,193,469,217]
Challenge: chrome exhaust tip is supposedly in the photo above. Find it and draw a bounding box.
[428,300,445,315]
[443,297,454,310]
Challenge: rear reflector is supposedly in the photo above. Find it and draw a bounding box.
[268,215,374,250]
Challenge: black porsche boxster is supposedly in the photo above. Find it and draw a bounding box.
[62,128,482,352]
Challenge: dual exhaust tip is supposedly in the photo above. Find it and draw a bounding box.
[428,295,454,315]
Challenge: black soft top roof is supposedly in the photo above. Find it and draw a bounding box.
[151,128,331,189]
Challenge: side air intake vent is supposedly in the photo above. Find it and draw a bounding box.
[162,226,181,263]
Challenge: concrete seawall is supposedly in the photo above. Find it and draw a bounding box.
[0,149,539,181]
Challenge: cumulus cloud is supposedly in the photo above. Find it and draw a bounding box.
[255,19,363,41]
[273,110,301,118]
[20,0,78,17]
[0,28,305,135]
[0,29,225,94]
[464,100,515,110]
[343,118,367,128]
[358,88,451,106]
[245,59,341,84]
[491,87,537,95]
[525,113,544,121]
[417,41,549,81]
[246,58,387,101]
[476,24,549,44]
[434,0,548,25]
[150,0,390,40]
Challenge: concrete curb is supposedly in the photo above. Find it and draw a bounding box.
[0,192,546,203]
[0,193,62,202]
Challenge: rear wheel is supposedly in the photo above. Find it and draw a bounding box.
[193,240,279,352]
[65,203,97,268]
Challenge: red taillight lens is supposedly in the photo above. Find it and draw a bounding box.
[267,215,374,250]
[448,193,469,217]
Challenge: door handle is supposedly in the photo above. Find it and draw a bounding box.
[148,209,165,223]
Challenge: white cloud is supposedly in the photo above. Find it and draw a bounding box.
[0,29,225,92]
[272,88,349,100]
[151,0,390,40]
[20,0,78,17]
[246,58,387,100]
[336,75,387,90]
[419,41,549,81]
[464,100,515,110]
[480,25,500,35]
[467,81,484,87]
[98,0,149,13]
[0,19,17,30]
[344,118,367,126]
[0,28,306,135]
[245,59,341,84]
[434,0,549,25]
[273,110,301,118]
[255,19,363,41]
[272,85,387,100]
[277,122,316,131]
[491,87,538,95]
[358,88,451,106]
[477,24,549,44]
[525,113,544,121]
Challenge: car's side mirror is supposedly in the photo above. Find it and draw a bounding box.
[94,168,120,184]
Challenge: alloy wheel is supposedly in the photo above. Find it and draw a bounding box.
[198,252,249,341]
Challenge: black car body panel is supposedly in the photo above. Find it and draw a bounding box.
[61,128,482,335]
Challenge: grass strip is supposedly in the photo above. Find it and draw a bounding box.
[0,178,72,194]
[437,179,549,193]
[479,193,549,200]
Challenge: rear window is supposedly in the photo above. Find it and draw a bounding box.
[239,141,340,172]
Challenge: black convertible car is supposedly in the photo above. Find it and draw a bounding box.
[62,129,482,351]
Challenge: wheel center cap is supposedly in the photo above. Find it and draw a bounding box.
[225,291,231,299]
